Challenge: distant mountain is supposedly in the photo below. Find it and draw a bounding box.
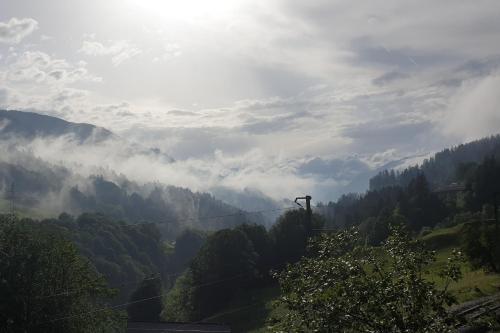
[0,109,174,162]
[369,135,500,191]
[0,154,261,237]
[0,109,114,142]
[0,110,265,235]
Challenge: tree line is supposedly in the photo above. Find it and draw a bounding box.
[162,210,325,321]
[370,134,500,191]
[0,208,325,330]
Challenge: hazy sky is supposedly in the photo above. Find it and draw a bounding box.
[1,0,500,201]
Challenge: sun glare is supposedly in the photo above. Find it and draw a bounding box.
[126,0,240,22]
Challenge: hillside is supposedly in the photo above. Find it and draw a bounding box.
[0,110,269,235]
[0,109,114,143]
[422,223,500,303]
[0,158,261,235]
[370,135,500,191]
[209,222,500,332]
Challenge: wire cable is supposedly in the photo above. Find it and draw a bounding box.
[116,206,297,229]
[30,206,300,300]
[35,270,188,299]
[35,272,249,327]
[27,203,313,325]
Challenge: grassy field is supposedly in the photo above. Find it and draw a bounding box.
[423,223,500,303]
[210,223,500,331]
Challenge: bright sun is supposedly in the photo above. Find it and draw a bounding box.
[126,0,241,22]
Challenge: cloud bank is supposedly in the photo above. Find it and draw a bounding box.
[79,36,142,66]
[0,17,38,44]
[0,1,500,202]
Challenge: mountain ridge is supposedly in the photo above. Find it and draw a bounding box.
[369,134,500,191]
[0,109,115,143]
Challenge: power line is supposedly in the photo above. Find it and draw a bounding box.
[32,206,297,297]
[26,206,301,300]
[126,300,267,332]
[21,200,317,322]
[36,270,189,299]
[0,201,297,229]
[35,273,172,299]
[35,272,249,327]
[116,206,297,229]
[29,201,322,326]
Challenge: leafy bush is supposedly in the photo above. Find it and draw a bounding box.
[272,227,464,332]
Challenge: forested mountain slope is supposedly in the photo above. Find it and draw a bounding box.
[317,134,500,236]
[370,135,500,190]
[0,110,265,235]
[0,158,260,235]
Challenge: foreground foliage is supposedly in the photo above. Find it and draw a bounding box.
[272,227,464,332]
[0,215,125,332]
[463,221,500,272]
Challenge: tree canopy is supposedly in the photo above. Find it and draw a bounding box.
[0,215,125,332]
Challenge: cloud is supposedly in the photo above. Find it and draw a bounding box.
[51,88,88,104]
[167,110,198,117]
[5,51,99,85]
[348,36,457,71]
[235,96,302,111]
[340,119,436,155]
[437,56,500,88]
[121,126,255,159]
[0,88,8,106]
[0,133,312,201]
[0,17,38,44]
[372,71,410,86]
[443,73,500,141]
[1,1,500,204]
[298,157,371,180]
[153,43,182,62]
[91,102,136,119]
[40,34,53,41]
[0,50,103,124]
[79,38,142,66]
[239,110,312,135]
[342,120,432,142]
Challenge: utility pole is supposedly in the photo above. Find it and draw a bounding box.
[295,195,312,236]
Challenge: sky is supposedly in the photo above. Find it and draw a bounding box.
[1,0,500,202]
